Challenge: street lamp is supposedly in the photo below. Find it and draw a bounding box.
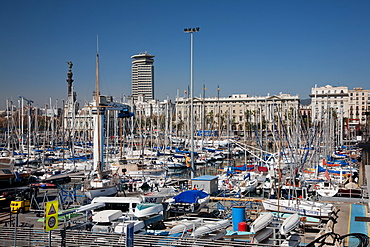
[184,27,200,178]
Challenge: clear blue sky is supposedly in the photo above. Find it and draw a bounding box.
[1,0,370,109]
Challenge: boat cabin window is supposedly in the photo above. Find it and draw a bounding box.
[96,202,137,213]
[1,169,12,174]
[323,182,330,187]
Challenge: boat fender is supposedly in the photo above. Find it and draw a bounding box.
[313,184,320,190]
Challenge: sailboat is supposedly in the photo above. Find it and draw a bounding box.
[262,198,334,218]
[83,52,118,200]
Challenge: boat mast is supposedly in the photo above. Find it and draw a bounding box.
[93,47,104,180]
[6,100,10,152]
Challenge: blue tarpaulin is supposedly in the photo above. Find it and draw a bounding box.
[173,190,208,203]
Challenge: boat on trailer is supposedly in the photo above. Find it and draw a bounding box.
[166,190,210,213]
[262,198,334,218]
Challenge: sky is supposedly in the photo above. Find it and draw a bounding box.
[1,0,370,110]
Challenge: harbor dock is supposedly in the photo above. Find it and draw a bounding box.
[0,190,368,246]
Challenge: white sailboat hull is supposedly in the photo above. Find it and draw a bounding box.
[85,185,117,200]
[262,199,332,218]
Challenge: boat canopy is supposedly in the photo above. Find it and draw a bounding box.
[173,190,208,203]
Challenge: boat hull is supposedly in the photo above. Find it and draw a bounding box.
[337,188,362,198]
[262,199,332,218]
[250,212,273,233]
[85,185,117,200]
[280,213,300,235]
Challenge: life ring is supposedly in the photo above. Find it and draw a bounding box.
[313,184,320,190]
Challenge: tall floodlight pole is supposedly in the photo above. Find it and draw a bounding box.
[184,27,200,178]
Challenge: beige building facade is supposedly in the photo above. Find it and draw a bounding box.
[310,85,370,126]
[175,93,300,135]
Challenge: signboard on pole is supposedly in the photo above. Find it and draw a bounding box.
[126,222,134,247]
[44,200,58,231]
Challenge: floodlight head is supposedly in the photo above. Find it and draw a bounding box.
[184,27,200,33]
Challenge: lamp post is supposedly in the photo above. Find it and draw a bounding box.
[184,27,200,178]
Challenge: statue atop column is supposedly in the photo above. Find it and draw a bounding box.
[67,61,73,69]
[66,61,74,97]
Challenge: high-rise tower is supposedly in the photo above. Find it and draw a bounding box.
[131,52,155,101]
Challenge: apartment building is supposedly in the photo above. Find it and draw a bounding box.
[175,93,300,134]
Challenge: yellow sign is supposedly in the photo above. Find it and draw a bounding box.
[44,200,58,231]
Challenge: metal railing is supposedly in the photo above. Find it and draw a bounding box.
[0,227,282,247]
